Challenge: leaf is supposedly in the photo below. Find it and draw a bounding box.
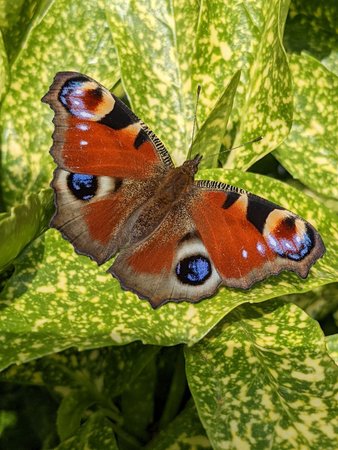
[284,0,338,75]
[0,189,53,271]
[0,29,9,103]
[0,169,336,369]
[55,411,118,450]
[192,71,241,169]
[274,54,338,199]
[0,410,16,436]
[283,283,338,321]
[185,300,338,450]
[57,390,96,441]
[146,402,211,450]
[326,334,338,366]
[0,344,159,399]
[0,0,119,207]
[0,1,54,65]
[121,357,156,442]
[105,0,200,164]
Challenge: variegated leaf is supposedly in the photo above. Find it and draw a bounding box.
[0,169,336,369]
[55,412,118,450]
[274,53,338,199]
[185,301,338,450]
[0,0,119,206]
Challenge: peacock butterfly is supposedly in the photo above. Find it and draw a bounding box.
[42,72,325,308]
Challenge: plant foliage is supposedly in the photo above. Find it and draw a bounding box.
[0,1,337,449]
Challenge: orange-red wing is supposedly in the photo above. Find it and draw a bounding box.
[42,72,173,179]
[191,183,325,288]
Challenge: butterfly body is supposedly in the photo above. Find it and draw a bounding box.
[43,72,325,308]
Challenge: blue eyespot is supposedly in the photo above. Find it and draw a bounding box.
[67,173,97,200]
[176,255,211,285]
[267,228,314,261]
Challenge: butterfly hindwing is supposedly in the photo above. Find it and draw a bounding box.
[191,180,325,289]
[110,202,221,308]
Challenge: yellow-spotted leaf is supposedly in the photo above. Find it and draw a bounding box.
[284,0,338,75]
[55,411,118,450]
[105,0,200,164]
[147,402,211,450]
[0,169,336,369]
[0,0,119,207]
[283,283,338,321]
[326,334,338,366]
[0,344,159,399]
[0,30,9,103]
[0,0,54,64]
[185,301,338,450]
[274,54,338,199]
[192,71,241,169]
[0,189,53,271]
[224,0,292,170]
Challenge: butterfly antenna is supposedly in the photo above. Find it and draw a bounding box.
[227,135,263,152]
[187,85,201,159]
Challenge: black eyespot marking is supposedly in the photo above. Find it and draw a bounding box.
[100,100,136,129]
[176,255,212,285]
[247,194,283,233]
[283,216,296,229]
[67,173,98,200]
[134,129,149,149]
[222,192,240,209]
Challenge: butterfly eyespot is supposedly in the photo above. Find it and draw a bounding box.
[59,77,114,120]
[67,173,98,200]
[175,255,212,285]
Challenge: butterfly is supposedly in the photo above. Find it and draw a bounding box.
[42,72,325,308]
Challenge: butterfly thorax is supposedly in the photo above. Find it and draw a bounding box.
[118,157,201,249]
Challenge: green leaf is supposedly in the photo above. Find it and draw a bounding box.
[0,169,336,369]
[0,29,9,103]
[326,334,338,366]
[121,357,156,442]
[147,402,211,450]
[0,410,16,436]
[0,344,159,400]
[283,283,338,321]
[0,1,55,65]
[57,390,96,441]
[0,0,119,207]
[185,300,338,450]
[284,0,338,75]
[0,189,53,271]
[55,412,118,450]
[105,0,199,164]
[192,71,241,169]
[274,53,338,199]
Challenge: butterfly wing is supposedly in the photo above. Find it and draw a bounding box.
[43,72,173,263]
[191,180,325,289]
[110,200,222,308]
[110,180,325,308]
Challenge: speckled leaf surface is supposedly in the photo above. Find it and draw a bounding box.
[0,1,54,65]
[226,0,292,170]
[0,169,336,370]
[0,31,8,103]
[55,412,118,450]
[274,54,338,199]
[283,283,338,321]
[0,343,159,398]
[284,0,338,75]
[147,402,211,450]
[185,301,338,450]
[0,0,119,207]
[326,334,338,366]
[0,189,53,271]
[105,0,199,164]
[192,71,240,169]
